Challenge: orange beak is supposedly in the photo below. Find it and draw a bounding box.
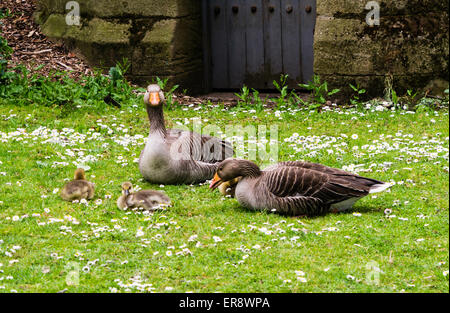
[209,173,222,190]
[149,92,160,106]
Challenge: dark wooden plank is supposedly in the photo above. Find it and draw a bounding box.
[299,0,316,83]
[227,0,247,88]
[245,0,265,88]
[281,0,301,86]
[202,0,211,92]
[210,0,229,89]
[263,0,283,88]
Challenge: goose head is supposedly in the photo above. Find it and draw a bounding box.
[74,168,86,180]
[209,159,261,190]
[121,181,133,196]
[143,84,165,107]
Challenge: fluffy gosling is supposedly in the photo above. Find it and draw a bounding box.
[217,177,241,198]
[61,168,95,201]
[117,182,171,210]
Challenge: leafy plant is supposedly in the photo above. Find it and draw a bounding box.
[299,75,340,105]
[272,74,289,108]
[406,89,418,101]
[164,83,180,109]
[251,88,267,112]
[155,77,169,90]
[383,74,394,102]
[235,85,251,107]
[415,97,437,113]
[391,89,399,107]
[349,83,366,107]
[0,61,138,109]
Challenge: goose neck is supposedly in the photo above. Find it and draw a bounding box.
[146,105,166,136]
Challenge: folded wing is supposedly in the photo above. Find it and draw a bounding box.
[165,129,234,163]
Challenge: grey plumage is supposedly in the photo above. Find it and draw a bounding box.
[60,168,95,201]
[117,182,171,210]
[139,84,234,184]
[210,159,391,217]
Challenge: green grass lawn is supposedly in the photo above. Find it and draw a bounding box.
[0,99,448,293]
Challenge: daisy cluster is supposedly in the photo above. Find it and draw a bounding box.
[0,116,148,171]
[110,274,156,293]
[283,130,449,174]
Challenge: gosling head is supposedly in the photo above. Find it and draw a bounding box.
[217,177,241,197]
[143,84,165,107]
[121,181,133,196]
[74,168,86,180]
[209,159,261,190]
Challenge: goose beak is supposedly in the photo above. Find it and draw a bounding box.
[124,189,130,196]
[209,173,222,190]
[149,92,160,106]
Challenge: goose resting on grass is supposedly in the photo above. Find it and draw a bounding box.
[60,168,95,201]
[138,84,234,184]
[210,159,391,217]
[117,182,171,210]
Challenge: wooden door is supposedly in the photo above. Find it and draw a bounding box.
[203,0,316,90]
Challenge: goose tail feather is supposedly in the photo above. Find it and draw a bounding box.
[369,182,392,194]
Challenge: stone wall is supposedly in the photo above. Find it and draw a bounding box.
[34,0,204,93]
[314,0,449,98]
[35,0,449,97]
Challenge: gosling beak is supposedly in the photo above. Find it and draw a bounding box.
[209,173,223,190]
[124,189,130,196]
[149,92,160,106]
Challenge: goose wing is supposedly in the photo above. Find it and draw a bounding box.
[165,128,233,163]
[264,161,384,185]
[259,166,377,216]
[263,166,372,203]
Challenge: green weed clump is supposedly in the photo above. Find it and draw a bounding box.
[0,59,138,108]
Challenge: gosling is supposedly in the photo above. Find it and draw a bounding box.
[117,182,171,211]
[61,168,95,201]
[217,177,241,198]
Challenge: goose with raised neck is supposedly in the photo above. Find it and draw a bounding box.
[139,84,234,184]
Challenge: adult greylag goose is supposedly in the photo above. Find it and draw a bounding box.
[117,182,171,210]
[209,159,391,216]
[60,168,95,201]
[138,84,234,184]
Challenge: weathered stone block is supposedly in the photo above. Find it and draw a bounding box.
[142,20,176,45]
[41,14,130,44]
[132,20,176,76]
[317,0,449,16]
[314,17,375,75]
[37,0,200,18]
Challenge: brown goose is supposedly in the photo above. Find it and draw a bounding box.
[209,159,391,216]
[117,182,171,210]
[60,168,95,201]
[138,84,234,184]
